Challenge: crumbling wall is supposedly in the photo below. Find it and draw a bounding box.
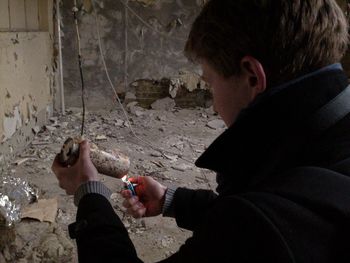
[61,0,208,109]
[0,0,55,168]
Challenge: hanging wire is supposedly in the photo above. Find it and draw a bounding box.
[90,0,199,165]
[73,0,86,137]
[89,0,213,189]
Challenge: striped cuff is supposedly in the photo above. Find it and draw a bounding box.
[162,186,178,218]
[74,181,112,206]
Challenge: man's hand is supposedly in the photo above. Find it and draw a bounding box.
[52,140,99,195]
[121,176,167,218]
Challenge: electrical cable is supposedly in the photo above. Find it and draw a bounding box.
[73,0,86,137]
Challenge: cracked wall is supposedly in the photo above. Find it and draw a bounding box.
[0,0,55,167]
[61,0,350,110]
[61,0,207,109]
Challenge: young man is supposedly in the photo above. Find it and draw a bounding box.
[52,0,350,262]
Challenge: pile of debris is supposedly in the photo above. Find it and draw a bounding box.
[0,98,225,262]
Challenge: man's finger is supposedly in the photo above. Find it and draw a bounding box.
[121,190,132,198]
[79,140,91,160]
[126,206,145,218]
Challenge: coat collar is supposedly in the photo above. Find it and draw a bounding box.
[195,68,349,195]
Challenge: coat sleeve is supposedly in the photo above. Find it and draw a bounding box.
[70,193,144,263]
[158,195,293,263]
[171,187,218,231]
[71,193,292,263]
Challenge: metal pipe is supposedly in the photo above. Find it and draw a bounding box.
[57,0,65,115]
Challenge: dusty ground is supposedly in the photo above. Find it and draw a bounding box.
[0,104,225,262]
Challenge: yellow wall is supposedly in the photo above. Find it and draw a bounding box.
[0,0,54,162]
[0,32,53,142]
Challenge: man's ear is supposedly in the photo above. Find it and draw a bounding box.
[240,56,267,99]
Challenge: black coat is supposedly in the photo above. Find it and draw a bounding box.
[69,68,350,262]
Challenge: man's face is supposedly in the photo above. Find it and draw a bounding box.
[200,60,253,127]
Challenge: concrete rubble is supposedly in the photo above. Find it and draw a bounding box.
[0,104,225,262]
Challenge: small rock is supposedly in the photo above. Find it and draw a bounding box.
[60,122,69,128]
[135,229,144,234]
[114,119,124,127]
[163,154,178,162]
[45,125,56,132]
[124,121,130,128]
[125,92,136,101]
[32,126,41,135]
[135,110,144,117]
[150,151,162,157]
[151,97,176,111]
[126,101,138,109]
[206,119,226,130]
[156,115,167,122]
[96,135,108,141]
[171,163,192,172]
[49,117,58,123]
[204,106,216,115]
[110,193,119,203]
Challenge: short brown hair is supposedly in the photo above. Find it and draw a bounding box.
[185,0,349,87]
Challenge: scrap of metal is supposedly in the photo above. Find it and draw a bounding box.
[0,176,38,227]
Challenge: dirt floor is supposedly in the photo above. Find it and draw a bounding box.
[0,104,224,262]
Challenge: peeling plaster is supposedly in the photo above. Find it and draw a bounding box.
[0,32,54,144]
[3,106,22,141]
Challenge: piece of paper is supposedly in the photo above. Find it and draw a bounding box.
[21,198,58,223]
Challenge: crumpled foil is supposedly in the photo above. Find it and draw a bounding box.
[0,176,38,227]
